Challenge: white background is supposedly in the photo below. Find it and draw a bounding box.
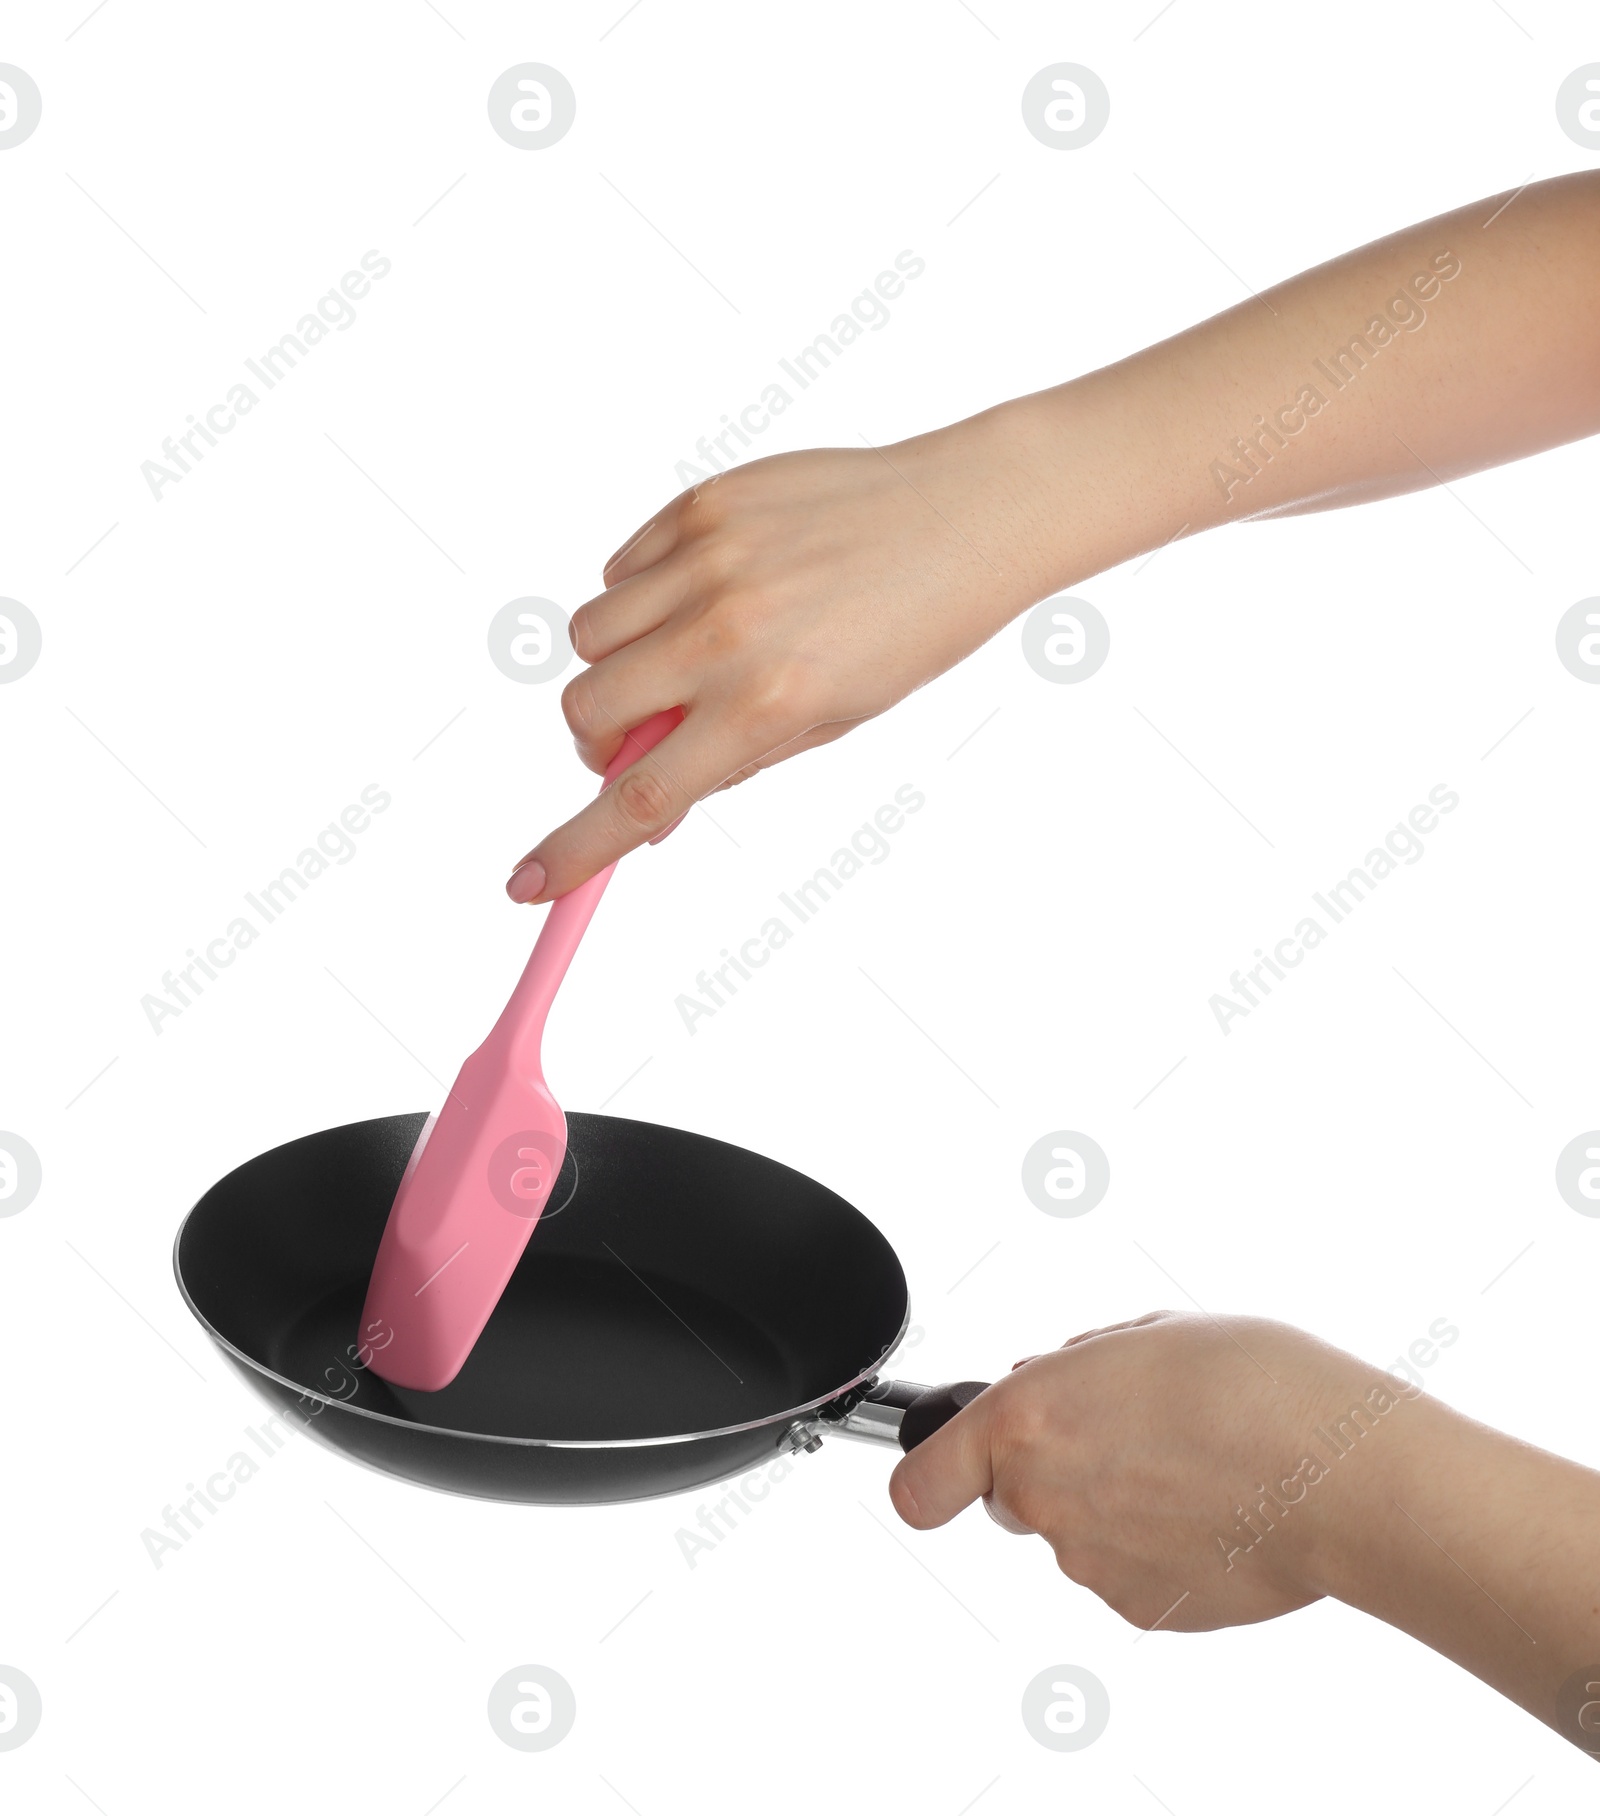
[3,1,1598,1810]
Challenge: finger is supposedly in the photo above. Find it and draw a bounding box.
[983,1493,1034,1535]
[602,500,684,584]
[1060,1311,1172,1349]
[571,556,693,664]
[507,710,756,902]
[888,1386,1002,1530]
[710,719,865,792]
[1010,1355,1041,1371]
[561,628,692,774]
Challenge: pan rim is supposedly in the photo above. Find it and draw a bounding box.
[171,1213,911,1452]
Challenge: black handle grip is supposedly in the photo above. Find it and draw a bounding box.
[897,1380,992,1452]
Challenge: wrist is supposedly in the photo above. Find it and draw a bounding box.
[911,366,1225,614]
[1295,1374,1458,1605]
[886,405,1076,632]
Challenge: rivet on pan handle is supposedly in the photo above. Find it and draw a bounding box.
[804,1377,994,1451]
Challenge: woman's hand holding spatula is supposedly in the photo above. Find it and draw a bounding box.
[509,172,1600,905]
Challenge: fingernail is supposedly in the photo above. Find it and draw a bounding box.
[505,858,546,904]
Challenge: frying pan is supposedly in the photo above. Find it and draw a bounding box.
[174,1110,988,1504]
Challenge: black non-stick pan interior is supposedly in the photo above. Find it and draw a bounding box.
[175,1111,908,1503]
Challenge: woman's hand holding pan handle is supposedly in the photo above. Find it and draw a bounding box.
[890,1309,1600,1757]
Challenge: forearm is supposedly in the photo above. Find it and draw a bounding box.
[1312,1393,1600,1749]
[926,172,1600,604]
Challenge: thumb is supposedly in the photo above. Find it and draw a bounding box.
[888,1387,1001,1529]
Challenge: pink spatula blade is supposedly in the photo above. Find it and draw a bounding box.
[360,708,681,1390]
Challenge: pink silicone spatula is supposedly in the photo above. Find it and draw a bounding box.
[361,707,682,1391]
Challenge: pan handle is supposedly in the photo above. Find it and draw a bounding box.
[806,1377,993,1452]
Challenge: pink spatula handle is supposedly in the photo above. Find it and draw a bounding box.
[499,708,684,1071]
